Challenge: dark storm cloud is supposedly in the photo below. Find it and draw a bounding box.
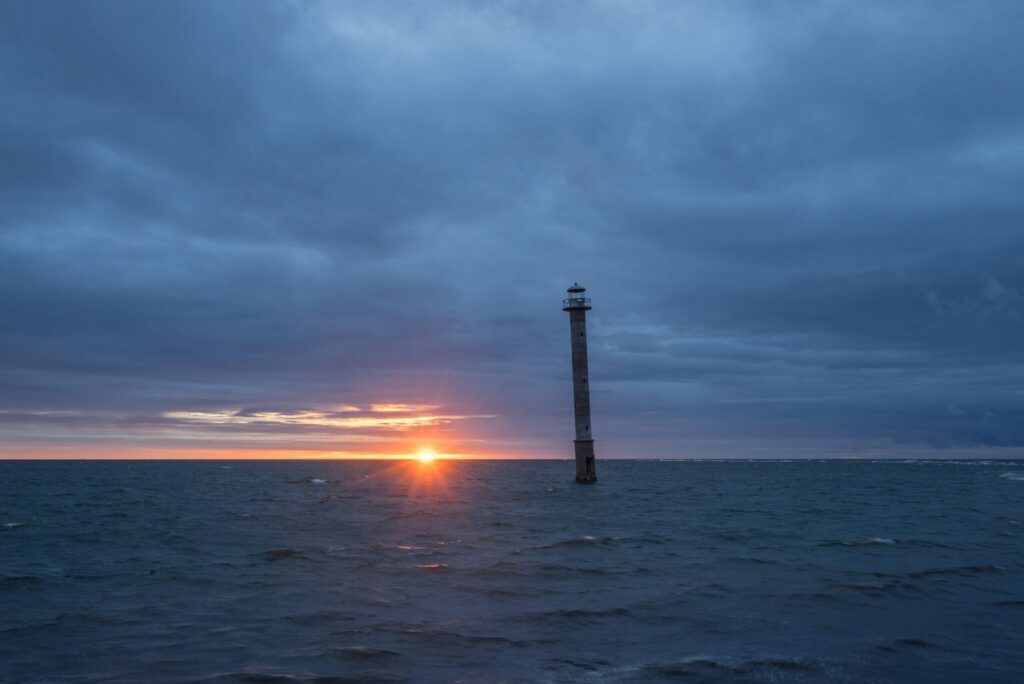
[2,0,1023,456]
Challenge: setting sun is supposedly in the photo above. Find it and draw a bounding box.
[416,448,436,463]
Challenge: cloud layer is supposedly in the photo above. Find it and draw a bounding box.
[3,1,1024,458]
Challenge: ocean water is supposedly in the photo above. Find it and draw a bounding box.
[1,460,1023,683]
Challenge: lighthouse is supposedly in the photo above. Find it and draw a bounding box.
[563,283,597,483]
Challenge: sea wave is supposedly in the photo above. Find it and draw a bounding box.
[907,564,1002,580]
[615,655,825,682]
[260,548,305,561]
[819,537,894,546]
[528,535,614,550]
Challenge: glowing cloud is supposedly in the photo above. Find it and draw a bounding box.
[163,406,494,431]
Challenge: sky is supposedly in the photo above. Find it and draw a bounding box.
[2,1,1024,460]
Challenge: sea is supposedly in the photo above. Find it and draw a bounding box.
[1,459,1023,683]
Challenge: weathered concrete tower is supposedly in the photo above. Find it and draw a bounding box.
[563,283,597,483]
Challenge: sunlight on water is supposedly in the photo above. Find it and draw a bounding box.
[1,460,1022,683]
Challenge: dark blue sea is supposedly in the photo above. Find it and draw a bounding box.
[2,460,1023,683]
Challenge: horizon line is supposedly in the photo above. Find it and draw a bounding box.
[2,457,1022,462]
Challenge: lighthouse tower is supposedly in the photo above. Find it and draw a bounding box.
[563,283,597,483]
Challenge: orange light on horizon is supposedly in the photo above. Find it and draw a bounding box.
[416,448,436,463]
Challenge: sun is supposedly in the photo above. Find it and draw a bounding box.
[416,448,436,463]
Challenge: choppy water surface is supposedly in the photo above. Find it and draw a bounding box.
[2,460,1023,683]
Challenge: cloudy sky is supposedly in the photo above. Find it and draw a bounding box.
[3,1,1024,459]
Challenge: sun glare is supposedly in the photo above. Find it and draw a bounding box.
[416,448,436,463]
